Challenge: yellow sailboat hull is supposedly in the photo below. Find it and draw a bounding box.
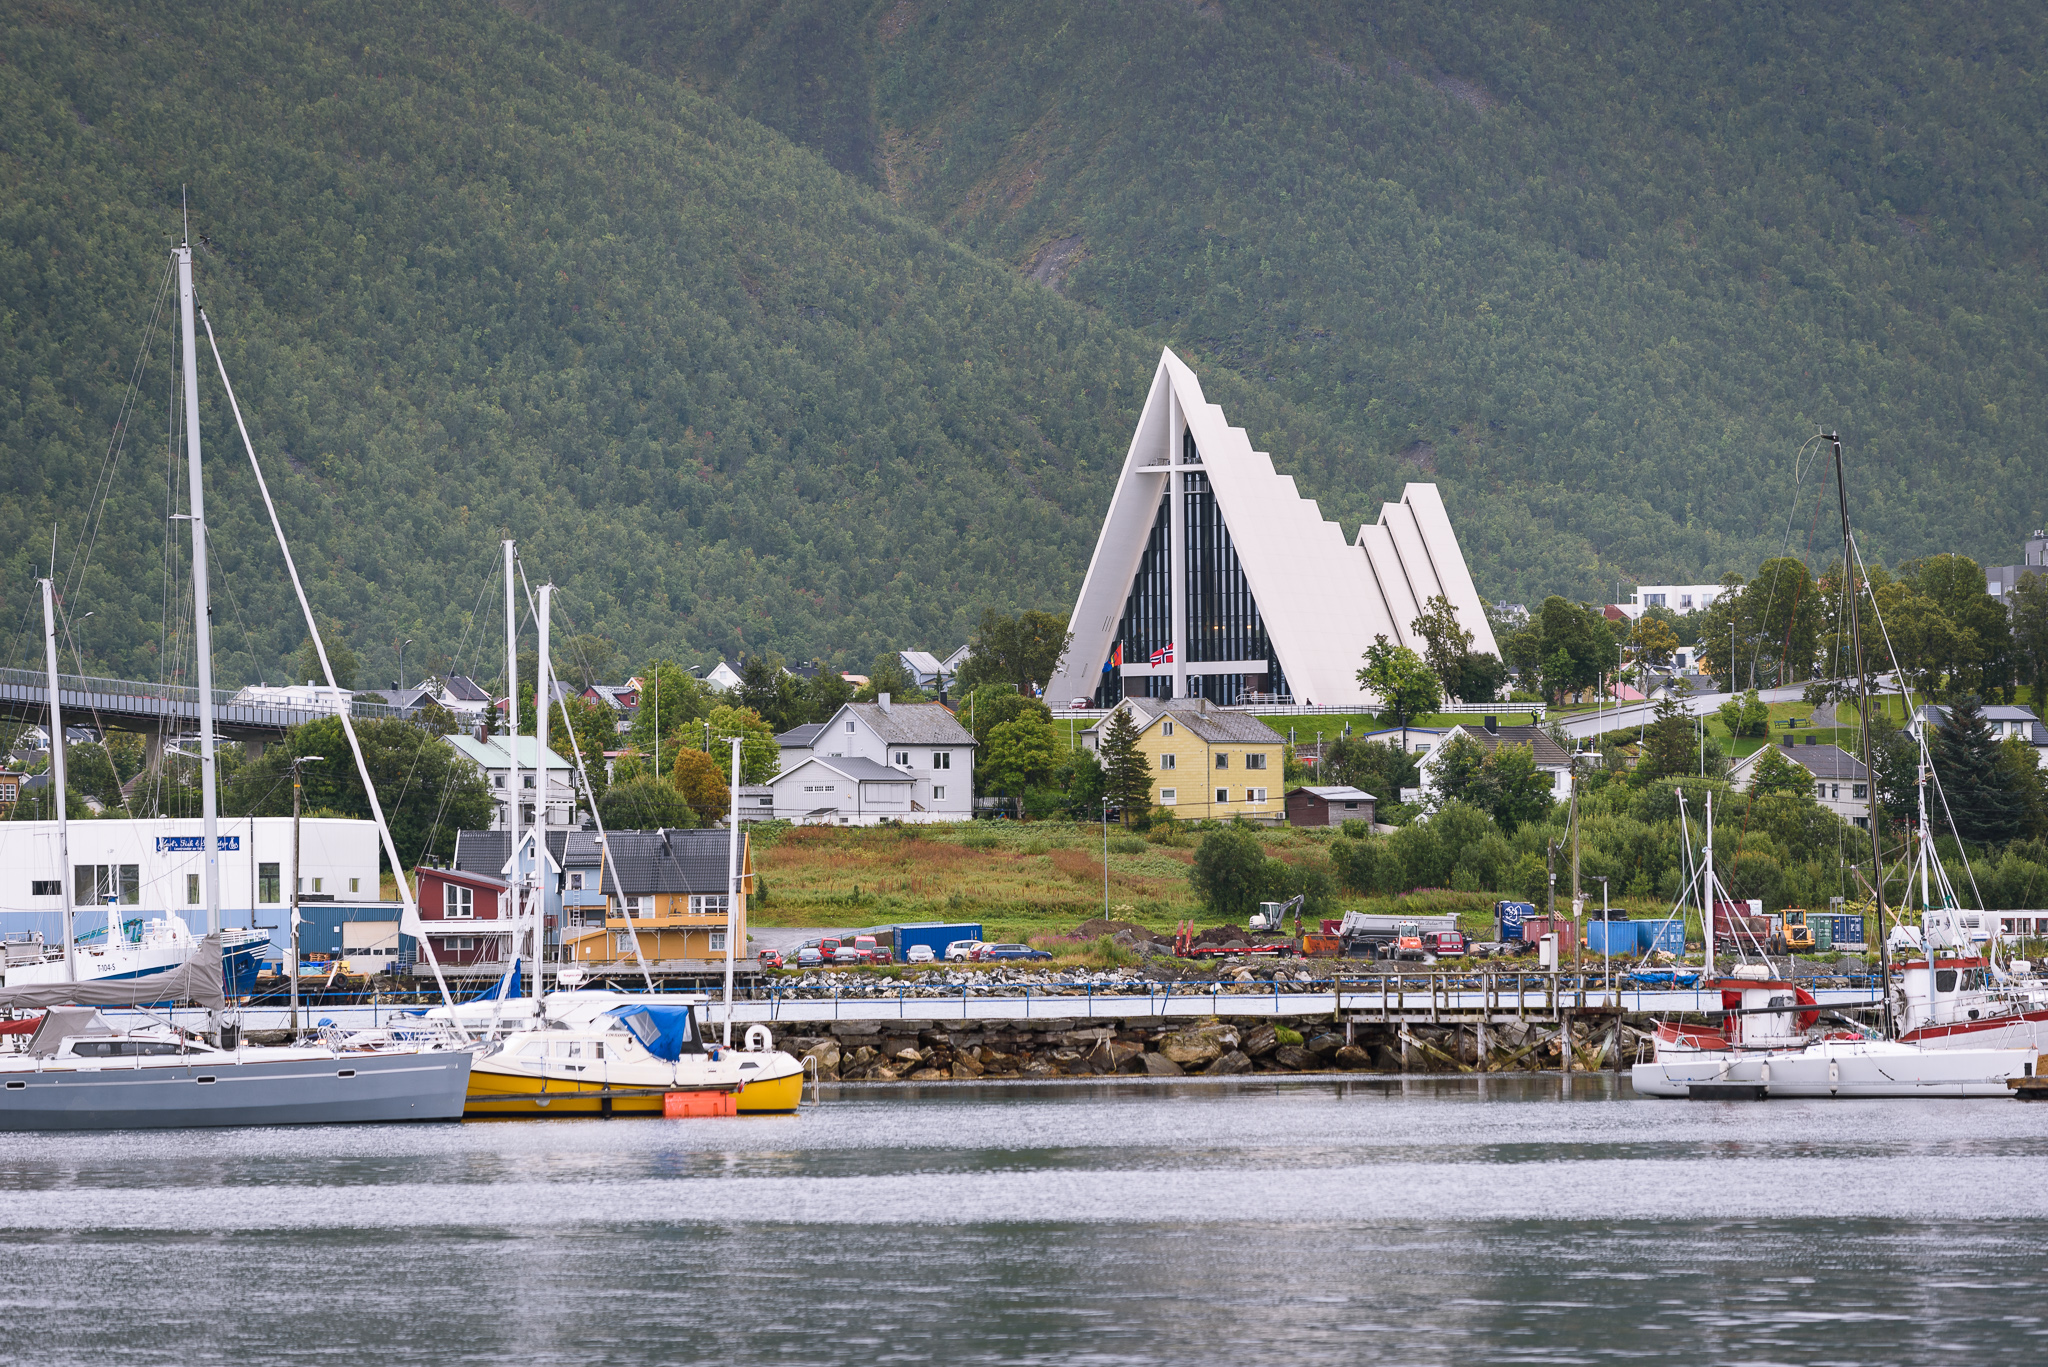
[463,1059,804,1118]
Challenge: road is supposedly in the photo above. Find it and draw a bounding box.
[1553,684,1813,738]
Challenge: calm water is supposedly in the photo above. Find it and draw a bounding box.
[3,1076,2046,1365]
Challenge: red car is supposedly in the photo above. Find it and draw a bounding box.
[1424,930,1469,957]
[757,949,785,969]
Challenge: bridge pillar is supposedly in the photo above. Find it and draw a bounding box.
[145,729,164,773]
[244,735,265,763]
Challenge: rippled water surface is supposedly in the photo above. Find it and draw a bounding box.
[3,1075,2046,1365]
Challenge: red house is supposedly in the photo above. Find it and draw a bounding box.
[414,866,512,965]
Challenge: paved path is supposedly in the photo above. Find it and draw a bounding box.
[1554,685,1811,738]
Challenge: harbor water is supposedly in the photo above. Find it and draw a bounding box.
[4,1075,2047,1364]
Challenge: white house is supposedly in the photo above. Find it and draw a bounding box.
[1730,740,1873,828]
[1618,584,1730,620]
[1909,703,2047,767]
[0,816,379,951]
[762,696,976,824]
[898,647,970,691]
[704,659,745,692]
[445,734,581,830]
[230,682,353,716]
[1415,719,1577,806]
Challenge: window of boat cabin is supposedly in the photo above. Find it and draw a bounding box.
[73,864,139,906]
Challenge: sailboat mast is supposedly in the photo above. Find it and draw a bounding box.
[175,243,222,934]
[1702,792,1716,979]
[503,539,520,987]
[724,736,740,1047]
[1830,433,1894,1036]
[40,577,75,979]
[533,581,551,1002]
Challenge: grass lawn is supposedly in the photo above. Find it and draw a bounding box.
[747,821,1515,945]
[1253,709,1544,744]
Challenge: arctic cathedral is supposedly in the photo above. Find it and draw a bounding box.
[1047,349,1498,711]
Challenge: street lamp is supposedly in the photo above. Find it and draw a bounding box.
[398,639,414,691]
[288,754,326,1038]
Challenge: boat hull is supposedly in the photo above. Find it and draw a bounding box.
[1900,1009,2048,1053]
[1632,1041,2032,1099]
[0,1049,474,1131]
[3,931,267,997]
[463,1057,804,1118]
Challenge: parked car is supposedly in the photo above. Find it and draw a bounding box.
[757,949,785,969]
[945,939,985,962]
[906,944,935,963]
[1424,930,1468,957]
[831,945,863,964]
[979,943,1052,962]
[851,935,889,964]
[818,936,843,959]
[795,946,824,967]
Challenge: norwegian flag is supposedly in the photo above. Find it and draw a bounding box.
[1150,643,1175,666]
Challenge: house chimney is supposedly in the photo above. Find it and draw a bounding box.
[1484,715,1498,734]
[878,692,891,713]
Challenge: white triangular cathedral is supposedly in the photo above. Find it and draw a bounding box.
[1048,348,1499,710]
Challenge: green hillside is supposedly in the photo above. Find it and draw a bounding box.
[1,0,1349,687]
[4,0,2045,692]
[538,0,2048,601]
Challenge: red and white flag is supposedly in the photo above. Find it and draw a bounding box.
[1150,643,1175,666]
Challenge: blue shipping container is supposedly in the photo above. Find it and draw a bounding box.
[890,922,985,961]
[1637,920,1686,955]
[1495,901,1534,941]
[1585,920,1635,955]
[1821,913,1867,948]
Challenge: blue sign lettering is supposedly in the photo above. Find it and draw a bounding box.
[155,835,242,852]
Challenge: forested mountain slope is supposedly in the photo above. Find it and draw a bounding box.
[537,0,2048,602]
[2,0,1357,687]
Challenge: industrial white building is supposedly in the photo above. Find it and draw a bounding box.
[1047,348,1498,710]
[1618,584,1730,619]
[0,816,381,947]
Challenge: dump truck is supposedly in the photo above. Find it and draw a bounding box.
[1336,911,1460,960]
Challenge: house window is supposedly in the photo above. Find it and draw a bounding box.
[1831,785,1841,800]
[31,880,60,897]
[494,774,506,788]
[259,863,280,903]
[1216,788,1230,804]
[1815,783,1826,800]
[312,878,324,894]
[187,874,200,906]
[1245,753,1268,771]
[1160,753,1176,770]
[933,786,946,800]
[933,752,951,769]
[445,886,475,919]
[758,796,773,806]
[1214,753,1230,769]
[1162,721,1173,737]
[846,721,857,732]
[349,877,360,893]
[1342,801,1357,810]
[1853,784,1868,799]
[612,932,637,955]
[690,894,730,917]
[1160,788,1177,805]
[440,936,476,953]
[1248,788,1268,804]
[523,775,536,789]
[708,930,728,953]
[894,751,911,767]
[1647,593,1667,608]
[1853,816,1869,829]
[627,895,651,918]
[568,871,585,891]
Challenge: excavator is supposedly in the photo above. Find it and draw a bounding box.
[1250,894,1305,937]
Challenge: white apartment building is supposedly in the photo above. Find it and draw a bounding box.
[765,696,976,824]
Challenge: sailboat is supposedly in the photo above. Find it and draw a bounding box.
[1630,434,2038,1099]
[0,226,472,1129]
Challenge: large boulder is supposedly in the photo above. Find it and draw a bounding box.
[1159,1024,1239,1067]
[951,1054,985,1079]
[908,1067,951,1081]
[802,1039,842,1078]
[1305,1032,1345,1056]
[1105,1040,1146,1072]
[1272,1045,1316,1071]
[1204,1050,1253,1076]
[1332,1044,1375,1070]
[1240,1023,1281,1058]
[1140,1051,1185,1077]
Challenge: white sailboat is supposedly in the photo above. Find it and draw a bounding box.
[1631,434,2037,1099]
[0,225,472,1129]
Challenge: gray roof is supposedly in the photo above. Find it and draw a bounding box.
[1752,742,1869,783]
[444,674,492,703]
[776,722,827,749]
[1914,703,2048,742]
[1289,785,1377,802]
[454,829,601,878]
[839,701,975,746]
[1449,723,1572,768]
[1119,698,1285,746]
[465,828,740,895]
[783,755,914,784]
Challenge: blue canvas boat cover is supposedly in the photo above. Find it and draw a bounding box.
[609,1003,701,1061]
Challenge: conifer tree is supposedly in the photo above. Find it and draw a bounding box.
[1932,696,2027,844]
[1098,706,1152,825]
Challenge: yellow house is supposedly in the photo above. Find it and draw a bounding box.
[558,828,753,966]
[1089,698,1286,822]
